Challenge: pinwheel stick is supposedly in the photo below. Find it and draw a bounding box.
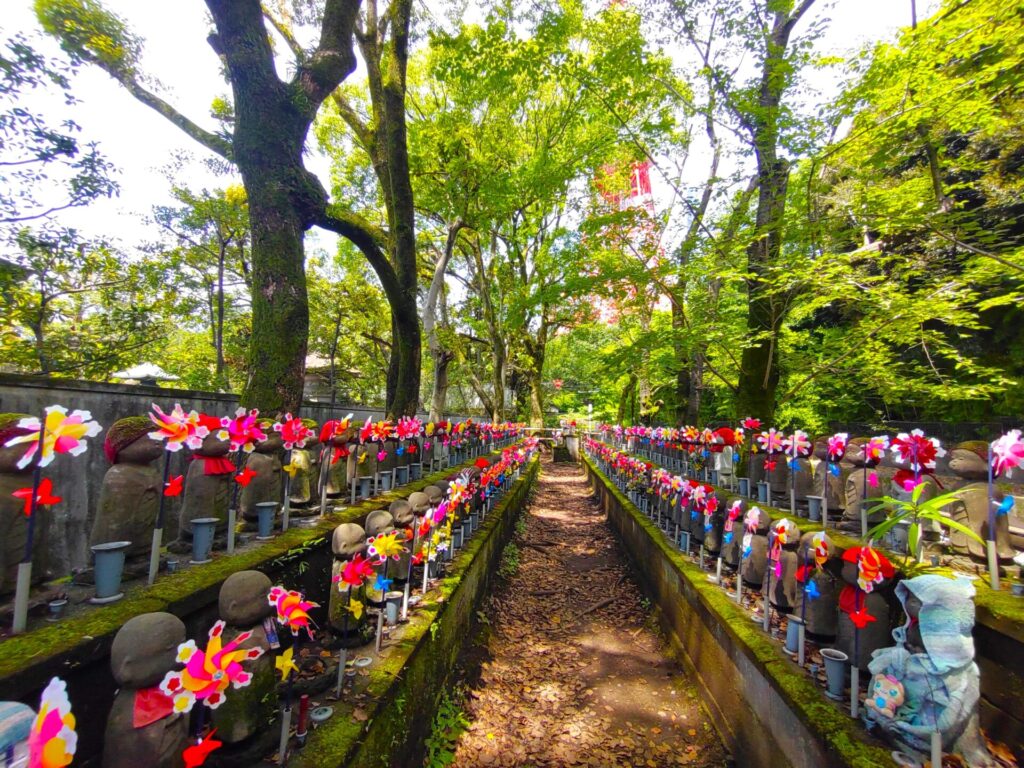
[986,442,1000,590]
[402,523,419,620]
[13,412,48,634]
[851,589,861,718]
[861,464,870,539]
[147,452,173,586]
[227,449,244,555]
[790,440,798,515]
[279,634,302,765]
[336,585,352,697]
[798,548,810,666]
[282,448,293,532]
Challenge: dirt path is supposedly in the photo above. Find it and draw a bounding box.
[449,458,730,768]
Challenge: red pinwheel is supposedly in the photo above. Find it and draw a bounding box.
[182,731,222,768]
[217,408,267,453]
[890,429,944,473]
[273,413,313,450]
[234,467,257,487]
[12,477,62,516]
[164,475,185,497]
[334,552,375,588]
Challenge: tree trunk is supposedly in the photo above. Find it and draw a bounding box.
[528,371,545,428]
[429,350,451,421]
[215,243,227,390]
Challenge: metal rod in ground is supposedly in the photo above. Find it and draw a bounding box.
[797,621,806,667]
[227,449,243,555]
[148,451,173,585]
[282,448,293,531]
[12,413,47,634]
[278,706,292,765]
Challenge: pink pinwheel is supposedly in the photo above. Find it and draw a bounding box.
[268,586,318,638]
[992,430,1024,478]
[395,416,423,440]
[334,552,375,588]
[27,677,76,768]
[756,429,785,455]
[273,413,313,450]
[827,433,848,462]
[742,418,762,431]
[785,430,812,458]
[148,403,208,452]
[217,408,266,453]
[891,429,944,473]
[5,406,102,470]
[863,436,890,466]
[724,499,743,533]
[159,621,264,712]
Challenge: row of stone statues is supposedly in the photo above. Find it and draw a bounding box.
[591,437,998,767]
[0,411,509,594]
[628,433,1021,568]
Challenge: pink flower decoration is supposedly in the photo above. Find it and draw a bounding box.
[218,408,266,453]
[864,436,890,466]
[273,413,313,450]
[827,433,848,462]
[992,430,1024,478]
[149,403,208,452]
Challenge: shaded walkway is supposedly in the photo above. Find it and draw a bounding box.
[450,459,729,767]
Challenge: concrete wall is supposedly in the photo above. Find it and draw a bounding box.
[0,373,470,574]
[583,456,896,768]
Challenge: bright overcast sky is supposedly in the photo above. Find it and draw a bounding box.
[4,0,939,253]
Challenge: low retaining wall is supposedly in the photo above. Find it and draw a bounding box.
[293,458,539,767]
[0,448,526,767]
[583,454,895,768]
[0,372,471,575]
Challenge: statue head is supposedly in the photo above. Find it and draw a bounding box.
[364,509,394,537]
[195,423,230,457]
[423,485,444,505]
[407,492,430,515]
[104,416,164,465]
[389,499,414,526]
[948,442,988,481]
[894,575,977,673]
[332,523,367,558]
[219,570,273,626]
[256,420,285,453]
[110,612,186,688]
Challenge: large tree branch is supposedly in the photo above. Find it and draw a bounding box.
[316,205,402,300]
[292,0,361,108]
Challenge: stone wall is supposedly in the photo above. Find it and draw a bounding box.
[0,373,470,575]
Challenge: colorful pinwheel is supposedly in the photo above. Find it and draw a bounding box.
[12,478,61,517]
[268,586,318,638]
[334,552,375,588]
[27,677,76,768]
[827,433,848,463]
[159,621,264,712]
[395,416,422,440]
[992,430,1024,478]
[890,429,944,474]
[217,408,267,453]
[274,413,313,450]
[842,546,894,594]
[148,403,208,452]
[5,406,102,470]
[367,531,406,562]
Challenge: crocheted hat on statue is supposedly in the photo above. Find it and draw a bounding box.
[103,416,153,464]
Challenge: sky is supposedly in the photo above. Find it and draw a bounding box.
[4,0,941,254]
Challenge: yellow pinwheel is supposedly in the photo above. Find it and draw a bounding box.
[275,646,298,682]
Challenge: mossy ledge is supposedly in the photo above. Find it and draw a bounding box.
[291,457,540,768]
[584,454,896,768]
[0,448,524,698]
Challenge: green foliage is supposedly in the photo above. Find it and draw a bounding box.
[866,483,985,564]
[0,32,117,225]
[423,690,470,768]
[0,226,168,378]
[34,0,141,76]
[498,541,520,580]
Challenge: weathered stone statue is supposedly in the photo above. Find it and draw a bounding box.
[764,518,801,612]
[945,442,1016,562]
[212,570,276,744]
[810,437,847,516]
[283,419,319,510]
[702,490,727,557]
[103,612,188,768]
[364,510,394,605]
[841,437,895,535]
[836,546,894,671]
[867,575,996,766]
[0,414,47,594]
[389,500,415,580]
[318,419,355,499]
[792,531,840,640]
[329,522,369,639]
[178,431,232,539]
[719,498,746,572]
[740,506,772,588]
[240,424,284,523]
[90,417,164,559]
